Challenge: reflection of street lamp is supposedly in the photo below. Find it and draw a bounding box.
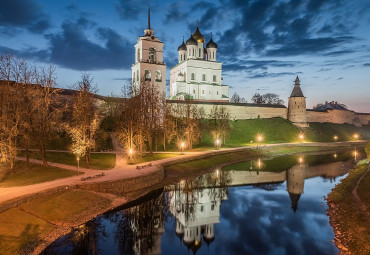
[216,169,219,178]
[298,156,303,164]
[333,153,337,158]
[354,149,358,161]
[257,158,262,169]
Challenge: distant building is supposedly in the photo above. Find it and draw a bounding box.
[169,25,229,101]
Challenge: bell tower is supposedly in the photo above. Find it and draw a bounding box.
[288,76,309,127]
[131,6,166,97]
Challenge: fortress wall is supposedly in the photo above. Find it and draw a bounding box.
[357,113,370,126]
[307,109,357,125]
[167,101,288,120]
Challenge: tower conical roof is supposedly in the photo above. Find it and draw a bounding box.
[290,76,304,97]
[289,192,301,213]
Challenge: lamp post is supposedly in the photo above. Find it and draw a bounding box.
[354,134,359,141]
[257,135,263,147]
[181,142,185,154]
[299,134,304,143]
[77,156,80,174]
[215,138,221,149]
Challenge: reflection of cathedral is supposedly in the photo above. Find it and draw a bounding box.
[168,172,228,253]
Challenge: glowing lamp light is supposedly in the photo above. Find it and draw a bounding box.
[181,142,185,148]
[334,135,338,141]
[299,156,303,164]
[257,159,262,169]
[129,148,133,155]
[216,169,219,178]
[353,134,359,140]
[334,153,337,158]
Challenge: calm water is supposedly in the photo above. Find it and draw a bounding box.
[43,149,364,255]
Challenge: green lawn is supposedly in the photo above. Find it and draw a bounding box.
[18,151,116,170]
[327,162,370,253]
[129,153,181,165]
[0,161,80,187]
[19,189,111,224]
[0,189,111,255]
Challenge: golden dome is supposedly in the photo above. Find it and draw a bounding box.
[193,25,205,43]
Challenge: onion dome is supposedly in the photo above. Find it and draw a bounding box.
[186,34,197,46]
[206,34,217,49]
[193,25,205,43]
[178,38,187,51]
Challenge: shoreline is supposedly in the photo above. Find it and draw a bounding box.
[0,141,366,255]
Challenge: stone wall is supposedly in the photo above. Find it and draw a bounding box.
[167,100,288,120]
[306,109,370,126]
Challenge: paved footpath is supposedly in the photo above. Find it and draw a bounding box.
[0,140,367,206]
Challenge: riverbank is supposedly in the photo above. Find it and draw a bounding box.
[327,160,370,254]
[0,141,367,255]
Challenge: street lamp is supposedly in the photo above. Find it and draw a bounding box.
[256,135,263,147]
[181,142,185,154]
[76,156,80,174]
[299,134,304,143]
[353,134,359,141]
[215,138,221,148]
[334,135,338,141]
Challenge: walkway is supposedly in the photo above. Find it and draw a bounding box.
[0,140,367,206]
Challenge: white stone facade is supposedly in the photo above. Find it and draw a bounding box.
[169,26,229,101]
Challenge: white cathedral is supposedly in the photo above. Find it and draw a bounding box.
[170,26,229,101]
[132,7,229,101]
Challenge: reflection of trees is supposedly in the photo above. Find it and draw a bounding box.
[252,183,283,191]
[112,191,167,255]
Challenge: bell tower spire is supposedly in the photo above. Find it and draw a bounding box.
[148,5,151,29]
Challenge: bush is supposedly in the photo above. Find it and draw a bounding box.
[366,142,370,161]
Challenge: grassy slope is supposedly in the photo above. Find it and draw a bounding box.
[0,190,111,255]
[18,151,116,170]
[129,153,181,165]
[327,162,370,253]
[0,161,79,187]
[197,118,370,149]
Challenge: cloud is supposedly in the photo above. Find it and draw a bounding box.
[248,72,298,79]
[223,60,301,72]
[115,0,145,20]
[45,20,133,70]
[364,63,370,67]
[0,0,50,34]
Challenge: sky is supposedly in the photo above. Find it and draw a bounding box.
[0,0,369,112]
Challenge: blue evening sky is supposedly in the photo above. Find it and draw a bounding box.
[0,0,369,112]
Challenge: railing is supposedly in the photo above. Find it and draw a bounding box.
[139,59,165,65]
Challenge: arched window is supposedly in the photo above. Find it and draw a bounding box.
[213,51,215,59]
[191,73,195,80]
[133,71,135,82]
[149,48,156,63]
[213,75,216,82]
[155,71,162,82]
[137,72,139,82]
[145,70,151,81]
[199,48,201,57]
[180,54,182,61]
[137,48,140,62]
[202,74,206,81]
[193,49,195,56]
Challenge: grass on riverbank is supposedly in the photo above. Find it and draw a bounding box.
[0,161,80,187]
[18,151,116,170]
[327,162,370,254]
[0,189,112,255]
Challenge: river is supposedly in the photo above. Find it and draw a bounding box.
[42,149,364,255]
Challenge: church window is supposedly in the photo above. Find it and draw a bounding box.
[193,49,195,56]
[193,89,195,94]
[211,203,215,211]
[155,71,162,82]
[202,74,206,81]
[199,48,201,57]
[180,55,182,61]
[217,91,219,95]
[133,72,135,82]
[201,205,203,212]
[149,48,156,63]
[137,48,140,62]
[145,70,151,81]
[213,75,216,82]
[202,90,205,94]
[137,72,139,82]
[213,51,215,59]
[191,73,195,80]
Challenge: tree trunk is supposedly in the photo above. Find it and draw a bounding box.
[86,150,91,168]
[40,144,48,167]
[25,147,30,170]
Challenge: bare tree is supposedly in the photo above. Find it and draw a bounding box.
[67,73,100,168]
[209,105,231,144]
[251,93,265,104]
[230,92,246,103]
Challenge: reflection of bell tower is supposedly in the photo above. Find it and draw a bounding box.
[286,163,306,212]
[131,5,166,96]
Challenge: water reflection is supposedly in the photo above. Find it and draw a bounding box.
[43,150,363,255]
